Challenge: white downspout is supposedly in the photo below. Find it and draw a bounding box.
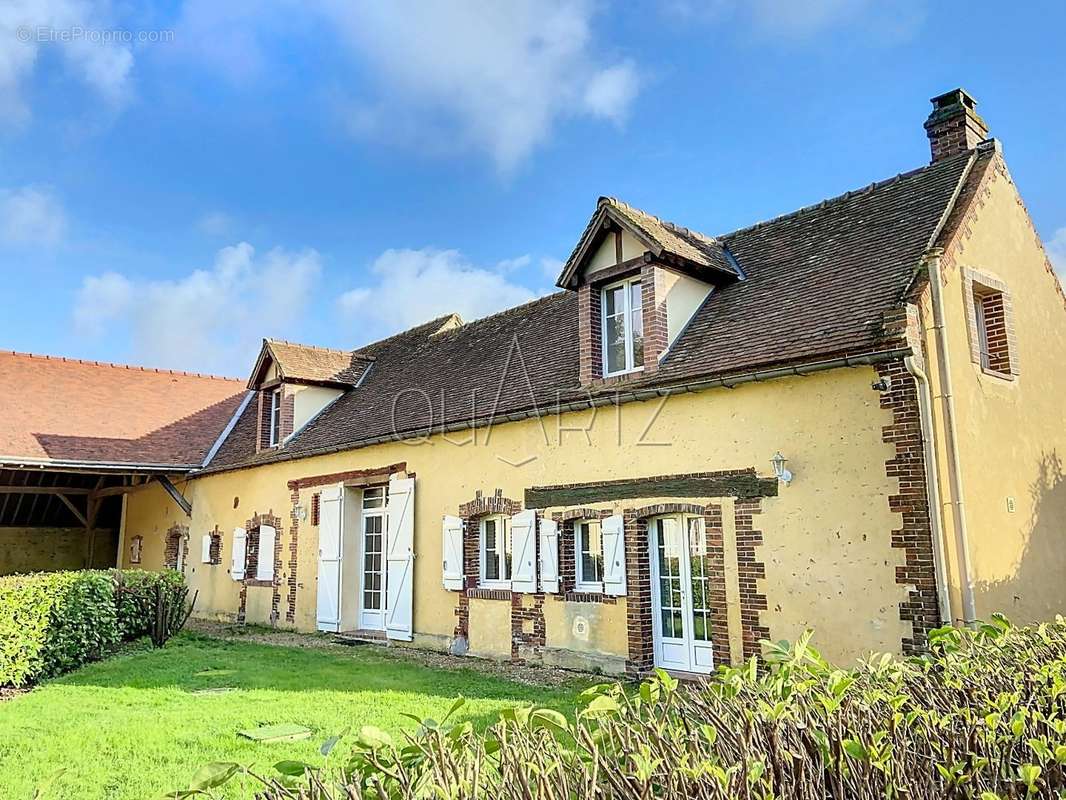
[924,248,978,627]
[904,353,952,623]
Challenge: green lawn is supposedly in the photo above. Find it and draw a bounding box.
[0,632,589,800]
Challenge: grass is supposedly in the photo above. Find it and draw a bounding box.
[0,632,590,800]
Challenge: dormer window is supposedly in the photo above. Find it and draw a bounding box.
[268,388,282,446]
[602,278,644,376]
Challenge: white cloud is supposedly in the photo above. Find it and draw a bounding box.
[200,0,635,174]
[1048,227,1066,284]
[72,242,322,374]
[540,256,565,282]
[338,248,546,337]
[0,0,134,127]
[0,185,66,245]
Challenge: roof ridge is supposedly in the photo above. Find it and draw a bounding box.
[352,313,458,354]
[424,291,568,336]
[719,150,971,239]
[0,349,244,382]
[600,196,721,246]
[266,338,353,356]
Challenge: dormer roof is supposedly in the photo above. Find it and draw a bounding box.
[556,196,742,288]
[247,339,373,390]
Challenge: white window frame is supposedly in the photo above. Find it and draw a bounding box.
[268,388,282,446]
[601,277,644,377]
[574,519,604,593]
[479,514,511,588]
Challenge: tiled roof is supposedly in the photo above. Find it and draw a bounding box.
[557,196,738,287]
[259,339,370,387]
[206,147,980,473]
[0,351,246,468]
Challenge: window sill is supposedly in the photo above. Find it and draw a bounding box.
[980,366,1015,381]
[467,587,512,601]
[603,367,644,380]
[245,579,274,588]
[574,583,603,594]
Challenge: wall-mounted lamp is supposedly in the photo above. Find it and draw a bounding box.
[771,452,793,485]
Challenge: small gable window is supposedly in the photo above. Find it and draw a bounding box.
[480,515,512,587]
[602,278,644,376]
[574,519,604,592]
[268,388,282,446]
[973,286,1012,375]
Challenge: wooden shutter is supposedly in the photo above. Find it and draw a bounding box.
[316,484,344,632]
[442,515,464,591]
[385,476,415,641]
[256,524,277,581]
[231,527,247,580]
[510,509,537,594]
[201,533,212,564]
[602,514,627,596]
[539,517,559,593]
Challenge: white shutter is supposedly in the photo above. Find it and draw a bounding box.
[602,514,627,596]
[539,517,559,593]
[316,484,344,632]
[510,509,537,594]
[201,533,212,564]
[256,524,277,581]
[442,515,464,591]
[385,476,415,641]
[231,527,247,580]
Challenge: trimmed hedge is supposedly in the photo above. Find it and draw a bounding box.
[0,569,185,687]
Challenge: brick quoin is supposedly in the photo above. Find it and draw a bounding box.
[734,500,768,661]
[877,360,941,653]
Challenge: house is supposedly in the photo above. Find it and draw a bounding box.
[4,89,1065,674]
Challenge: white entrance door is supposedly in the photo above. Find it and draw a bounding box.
[649,515,715,673]
[317,485,344,632]
[359,487,386,631]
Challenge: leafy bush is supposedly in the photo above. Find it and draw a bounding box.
[174,615,1066,799]
[0,569,189,687]
[113,569,187,641]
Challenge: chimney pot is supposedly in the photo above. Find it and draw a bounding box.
[924,88,989,163]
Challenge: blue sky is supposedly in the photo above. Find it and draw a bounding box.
[1,0,1064,377]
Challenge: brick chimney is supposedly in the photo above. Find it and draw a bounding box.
[924,88,989,163]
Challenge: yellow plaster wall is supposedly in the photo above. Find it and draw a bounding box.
[926,160,1066,624]
[125,365,912,666]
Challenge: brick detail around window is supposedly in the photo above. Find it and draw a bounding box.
[286,488,301,623]
[553,508,613,599]
[577,283,603,384]
[280,389,295,441]
[734,500,768,661]
[310,492,320,526]
[622,510,653,675]
[640,264,669,373]
[454,490,524,644]
[163,524,189,572]
[631,502,706,519]
[238,511,284,625]
[208,526,222,566]
[255,390,269,453]
[877,360,941,654]
[511,592,546,661]
[702,504,731,667]
[962,268,1018,378]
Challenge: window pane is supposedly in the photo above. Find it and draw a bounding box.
[604,285,623,317]
[630,282,643,366]
[503,522,512,580]
[363,487,385,509]
[578,521,603,584]
[605,316,626,373]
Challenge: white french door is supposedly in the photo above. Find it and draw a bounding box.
[359,511,385,630]
[649,515,715,673]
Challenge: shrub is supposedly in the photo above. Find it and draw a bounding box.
[112,569,187,641]
[0,569,188,687]
[174,615,1066,799]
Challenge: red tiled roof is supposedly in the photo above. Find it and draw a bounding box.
[0,351,246,468]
